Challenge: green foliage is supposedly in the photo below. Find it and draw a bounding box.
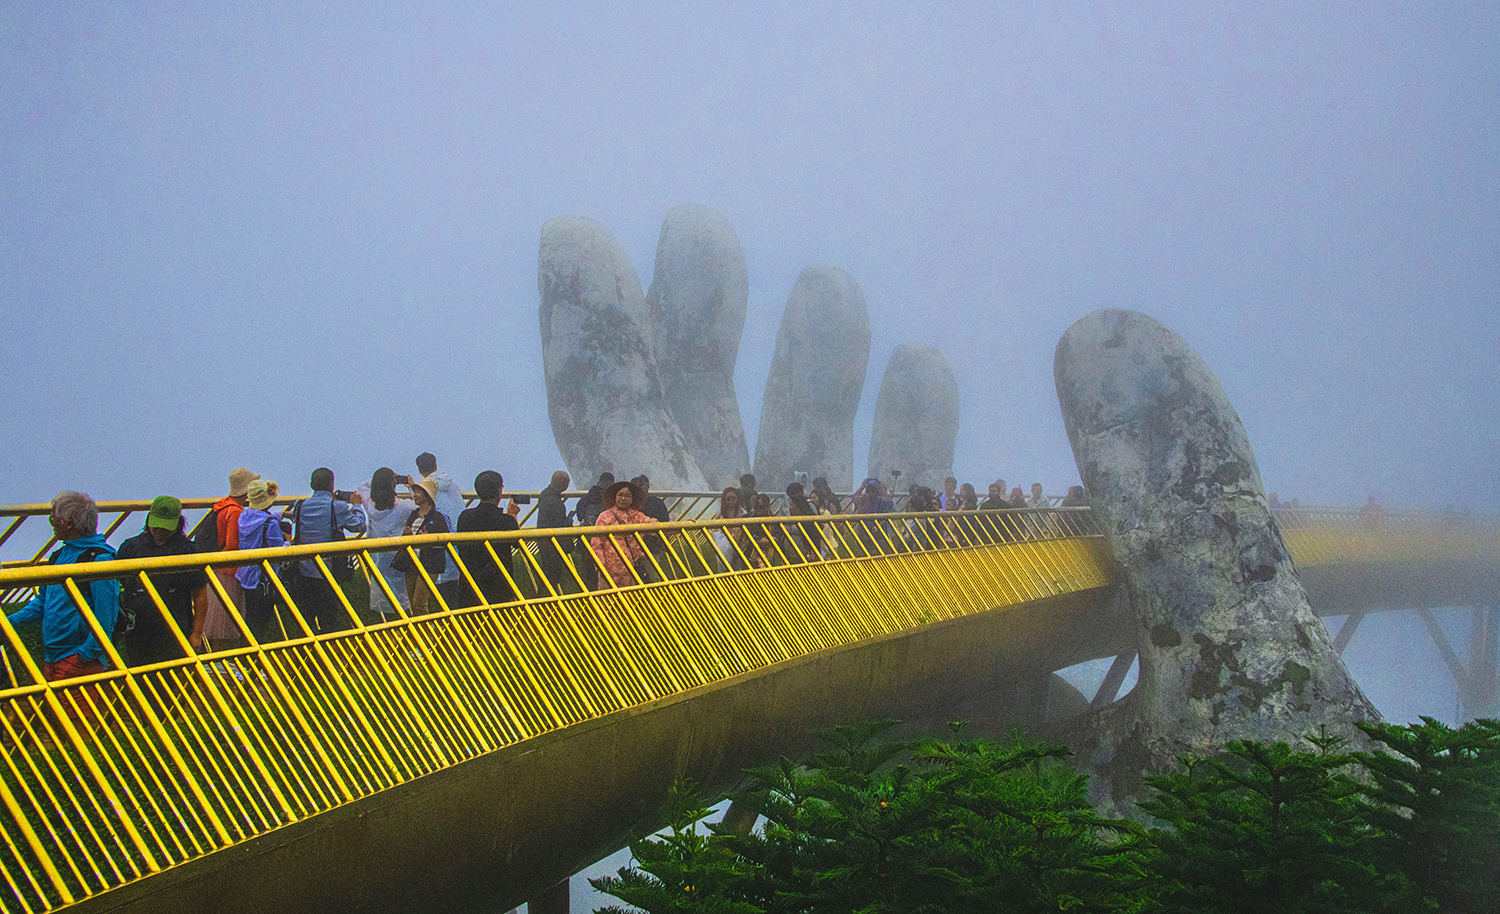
[1139,733,1384,914]
[1354,717,1500,914]
[595,720,1152,914]
[590,780,761,914]
[595,718,1500,914]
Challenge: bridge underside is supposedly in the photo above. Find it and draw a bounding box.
[68,585,1121,914]
[1300,559,1500,617]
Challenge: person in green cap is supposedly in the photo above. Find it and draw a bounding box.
[115,495,208,665]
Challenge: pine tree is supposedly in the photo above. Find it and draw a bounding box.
[723,720,1151,914]
[1354,717,1500,914]
[590,780,761,914]
[912,727,1151,913]
[1140,734,1383,914]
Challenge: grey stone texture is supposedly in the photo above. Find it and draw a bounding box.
[1053,308,1377,803]
[538,216,706,491]
[867,343,959,490]
[645,205,752,489]
[753,265,871,491]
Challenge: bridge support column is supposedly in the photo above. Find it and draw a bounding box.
[720,799,759,836]
[1090,652,1137,710]
[1466,605,1498,720]
[1332,613,1364,654]
[1418,605,1500,722]
[531,878,570,914]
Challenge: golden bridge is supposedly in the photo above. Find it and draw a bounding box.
[0,495,1494,914]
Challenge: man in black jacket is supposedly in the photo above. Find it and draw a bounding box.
[116,496,207,664]
[536,470,574,592]
[632,475,676,578]
[571,472,612,590]
[455,471,520,607]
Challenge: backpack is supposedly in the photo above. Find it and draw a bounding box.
[190,506,223,552]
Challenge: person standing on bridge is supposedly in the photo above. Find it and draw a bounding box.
[415,453,466,607]
[200,467,257,647]
[632,475,676,578]
[980,480,1007,510]
[455,471,521,607]
[396,479,450,615]
[536,470,574,592]
[7,492,120,705]
[736,473,759,512]
[938,476,960,511]
[785,481,822,560]
[234,480,288,642]
[810,476,842,515]
[713,486,750,570]
[591,479,651,588]
[357,468,414,621]
[573,472,613,589]
[1029,482,1048,508]
[287,468,366,634]
[116,496,208,664]
[960,483,978,511]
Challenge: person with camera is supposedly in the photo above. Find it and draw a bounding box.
[455,471,521,607]
[286,467,366,635]
[116,495,208,664]
[357,468,415,621]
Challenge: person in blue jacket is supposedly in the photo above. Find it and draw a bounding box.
[7,491,120,688]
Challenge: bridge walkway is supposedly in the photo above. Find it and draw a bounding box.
[0,506,1113,914]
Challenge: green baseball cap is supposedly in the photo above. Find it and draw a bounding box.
[146,495,182,530]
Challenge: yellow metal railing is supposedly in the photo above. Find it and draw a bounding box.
[1277,508,1500,567]
[0,507,1107,914]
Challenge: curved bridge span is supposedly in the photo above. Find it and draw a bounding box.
[0,502,1492,914]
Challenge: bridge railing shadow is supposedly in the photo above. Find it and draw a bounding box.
[0,507,1109,914]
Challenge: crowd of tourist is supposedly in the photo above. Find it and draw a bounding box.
[6,461,1082,691]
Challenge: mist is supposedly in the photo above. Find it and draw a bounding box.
[3,3,1496,513]
[3,5,1496,910]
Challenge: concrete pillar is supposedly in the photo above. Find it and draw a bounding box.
[719,799,759,836]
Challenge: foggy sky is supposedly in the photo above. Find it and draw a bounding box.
[3,3,1497,512]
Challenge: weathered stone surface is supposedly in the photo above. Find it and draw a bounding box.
[538,216,706,490]
[867,343,959,490]
[645,205,752,489]
[753,266,871,491]
[1053,308,1377,804]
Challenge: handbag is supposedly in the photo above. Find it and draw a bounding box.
[391,510,448,577]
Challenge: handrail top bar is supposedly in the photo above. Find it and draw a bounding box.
[3,494,1492,519]
[0,507,1099,587]
[0,489,855,516]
